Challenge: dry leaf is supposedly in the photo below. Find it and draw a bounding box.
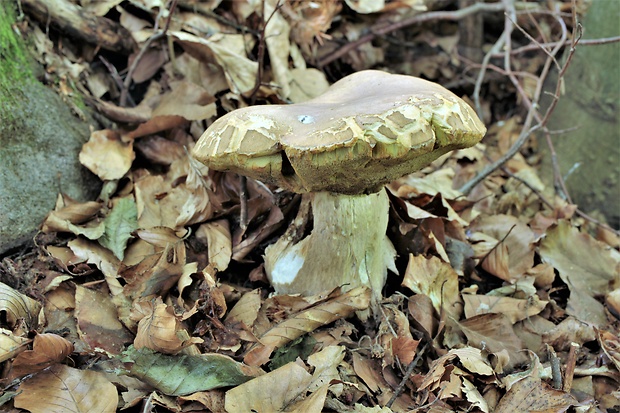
[9,333,73,379]
[171,31,258,94]
[225,362,314,413]
[132,297,202,354]
[0,282,41,331]
[196,220,232,272]
[457,313,526,370]
[463,294,547,324]
[402,254,462,319]
[244,287,371,366]
[0,328,30,363]
[80,129,135,180]
[540,220,619,326]
[470,214,535,281]
[15,364,118,413]
[75,285,133,354]
[494,376,577,413]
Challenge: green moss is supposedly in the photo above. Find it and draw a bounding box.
[0,1,33,118]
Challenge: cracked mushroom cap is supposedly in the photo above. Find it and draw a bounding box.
[192,70,486,194]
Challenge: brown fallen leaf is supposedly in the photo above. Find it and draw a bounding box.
[131,296,202,354]
[494,376,577,413]
[195,220,232,272]
[463,294,547,324]
[244,287,371,366]
[225,361,328,413]
[0,328,30,364]
[457,313,527,371]
[9,333,73,380]
[75,285,133,354]
[79,129,135,181]
[15,364,118,413]
[539,220,619,326]
[470,214,535,282]
[402,254,462,319]
[0,282,41,331]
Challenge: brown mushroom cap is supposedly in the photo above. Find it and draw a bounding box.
[192,70,486,194]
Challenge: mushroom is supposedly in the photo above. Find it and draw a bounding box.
[192,70,485,305]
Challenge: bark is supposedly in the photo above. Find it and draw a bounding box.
[21,0,135,54]
[541,1,620,228]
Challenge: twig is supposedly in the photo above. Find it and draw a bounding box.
[239,176,249,231]
[473,30,508,117]
[318,1,515,67]
[247,0,284,104]
[563,343,579,392]
[547,344,563,390]
[500,166,554,210]
[499,35,620,56]
[459,1,573,195]
[573,208,620,237]
[479,224,516,268]
[386,343,428,408]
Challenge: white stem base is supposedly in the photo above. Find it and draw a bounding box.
[264,189,397,303]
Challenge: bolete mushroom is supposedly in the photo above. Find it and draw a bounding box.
[192,70,485,304]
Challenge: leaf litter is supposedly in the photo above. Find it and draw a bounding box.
[1,0,618,412]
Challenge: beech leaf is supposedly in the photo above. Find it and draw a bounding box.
[124,346,256,396]
[14,364,118,413]
[99,197,138,260]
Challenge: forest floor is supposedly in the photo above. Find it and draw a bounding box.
[1,0,619,412]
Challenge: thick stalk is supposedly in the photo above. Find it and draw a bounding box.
[264,189,396,303]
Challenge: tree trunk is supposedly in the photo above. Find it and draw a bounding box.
[540,1,620,228]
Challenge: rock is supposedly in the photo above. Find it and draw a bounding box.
[0,2,100,253]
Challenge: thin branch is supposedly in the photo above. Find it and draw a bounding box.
[247,0,284,104]
[318,1,519,67]
[386,343,428,408]
[459,2,572,195]
[499,35,620,56]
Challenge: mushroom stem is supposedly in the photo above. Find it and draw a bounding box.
[264,189,397,303]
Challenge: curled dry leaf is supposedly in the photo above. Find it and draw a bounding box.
[0,328,30,363]
[132,297,202,354]
[283,0,341,56]
[598,329,620,371]
[9,333,73,379]
[68,238,122,294]
[41,197,102,234]
[175,155,215,228]
[79,129,135,181]
[171,31,258,94]
[463,294,548,324]
[542,317,596,351]
[14,364,118,413]
[196,221,232,274]
[41,196,105,240]
[0,282,41,331]
[457,313,527,371]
